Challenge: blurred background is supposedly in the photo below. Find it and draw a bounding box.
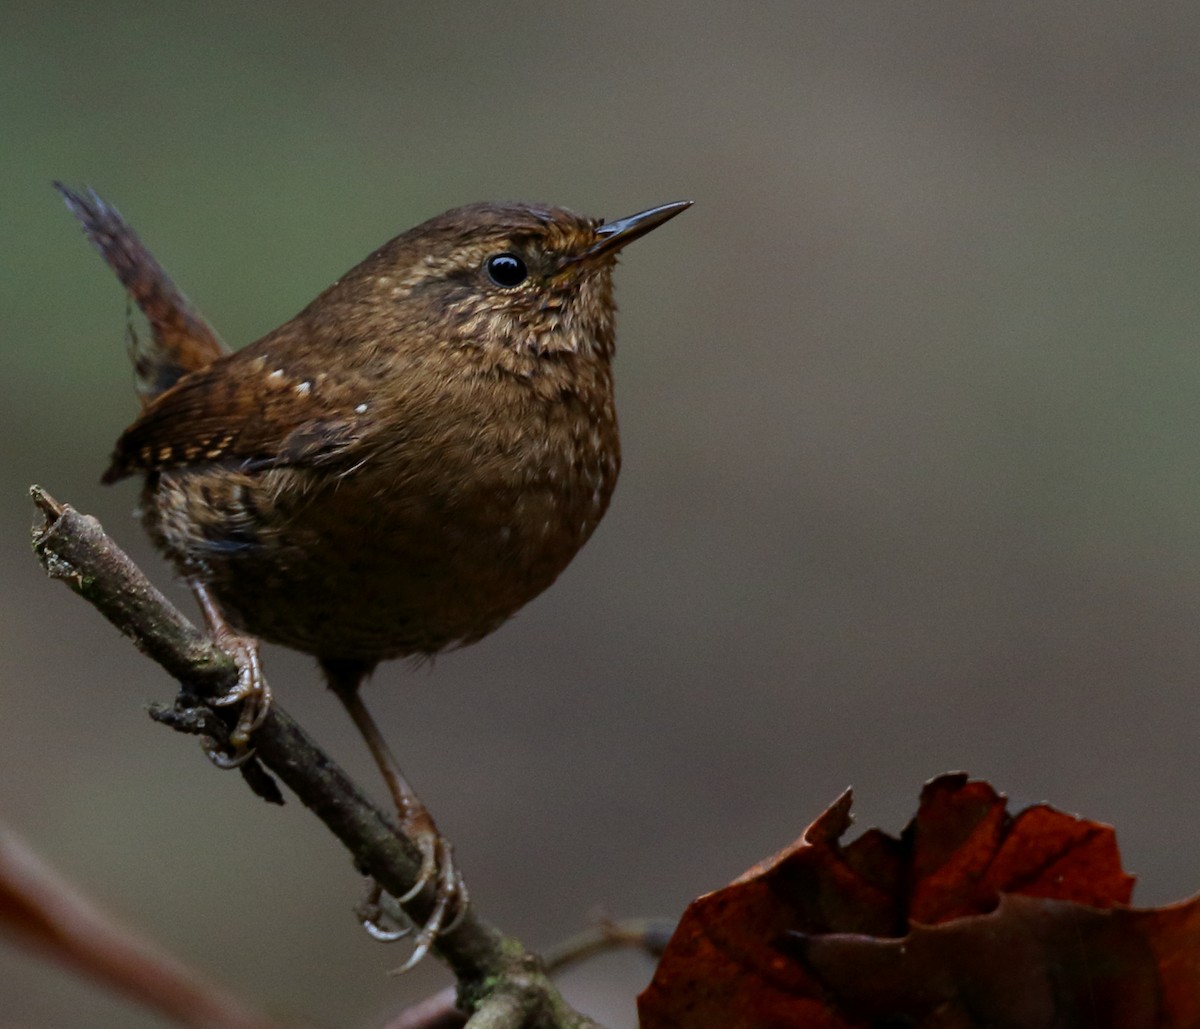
[5,3,1200,1025]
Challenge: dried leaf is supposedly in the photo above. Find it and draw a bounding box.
[639,773,1195,1029]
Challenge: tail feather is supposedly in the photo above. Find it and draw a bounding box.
[55,183,228,404]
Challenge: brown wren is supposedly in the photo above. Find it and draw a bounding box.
[57,183,689,961]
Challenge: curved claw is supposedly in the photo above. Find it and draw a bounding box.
[208,636,271,747]
[356,880,414,942]
[190,580,271,752]
[355,839,470,973]
[388,838,468,975]
[395,831,439,904]
[200,737,257,769]
[363,917,413,943]
[441,871,470,936]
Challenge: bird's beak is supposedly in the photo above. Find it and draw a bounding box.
[573,200,693,265]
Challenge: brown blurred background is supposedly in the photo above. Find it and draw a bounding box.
[6,3,1200,1026]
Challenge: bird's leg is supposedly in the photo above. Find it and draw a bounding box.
[190,581,271,762]
[322,658,468,970]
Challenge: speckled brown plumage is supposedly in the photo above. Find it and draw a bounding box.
[59,187,689,680]
[60,185,688,958]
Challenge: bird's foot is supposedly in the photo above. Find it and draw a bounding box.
[190,581,271,764]
[323,665,469,968]
[355,823,469,972]
[394,819,468,971]
[205,629,271,758]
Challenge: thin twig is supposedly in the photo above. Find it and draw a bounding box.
[0,825,279,1029]
[382,918,676,1029]
[380,987,461,1029]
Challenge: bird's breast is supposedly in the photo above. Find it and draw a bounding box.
[149,370,620,662]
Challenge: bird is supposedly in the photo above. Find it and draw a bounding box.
[56,182,690,963]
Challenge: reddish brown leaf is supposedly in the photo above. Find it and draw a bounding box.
[905,773,1133,923]
[637,789,862,1029]
[639,773,1186,1029]
[791,894,1200,1028]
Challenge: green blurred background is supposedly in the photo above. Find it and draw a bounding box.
[6,3,1200,1026]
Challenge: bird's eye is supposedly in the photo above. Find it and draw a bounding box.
[485,253,527,288]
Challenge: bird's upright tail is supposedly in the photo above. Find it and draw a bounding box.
[55,183,228,405]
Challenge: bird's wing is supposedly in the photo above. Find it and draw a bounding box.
[102,329,368,483]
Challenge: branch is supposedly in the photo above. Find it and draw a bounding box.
[0,824,279,1029]
[383,919,677,1029]
[30,486,603,1029]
